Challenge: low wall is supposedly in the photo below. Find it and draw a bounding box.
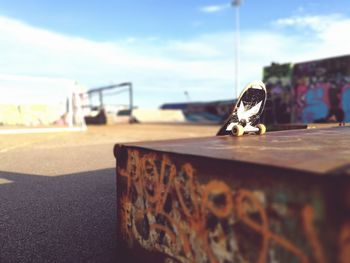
[132,109,186,123]
[0,104,63,126]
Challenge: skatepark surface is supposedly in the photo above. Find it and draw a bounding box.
[0,124,219,263]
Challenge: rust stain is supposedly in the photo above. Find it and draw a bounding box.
[301,205,326,263]
[118,149,328,263]
[339,222,350,263]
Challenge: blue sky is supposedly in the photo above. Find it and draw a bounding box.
[0,0,350,107]
[1,0,349,39]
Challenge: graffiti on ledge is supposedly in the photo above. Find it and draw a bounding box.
[118,149,348,263]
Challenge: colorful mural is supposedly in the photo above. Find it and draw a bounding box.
[293,55,350,123]
[117,148,344,263]
[342,84,350,123]
[262,63,293,124]
[263,55,350,124]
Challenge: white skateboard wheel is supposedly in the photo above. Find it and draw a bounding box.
[256,124,266,135]
[231,124,244,136]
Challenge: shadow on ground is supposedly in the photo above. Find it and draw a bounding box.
[0,168,118,263]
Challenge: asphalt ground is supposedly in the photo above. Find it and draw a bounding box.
[0,124,219,263]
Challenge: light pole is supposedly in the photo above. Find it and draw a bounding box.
[232,0,242,99]
[184,91,191,102]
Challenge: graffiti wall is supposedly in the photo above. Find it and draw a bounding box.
[263,63,293,124]
[116,147,350,263]
[293,55,350,123]
[263,55,350,124]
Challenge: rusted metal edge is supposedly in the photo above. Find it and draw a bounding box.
[113,143,348,178]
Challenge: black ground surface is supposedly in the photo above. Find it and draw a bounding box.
[0,124,218,263]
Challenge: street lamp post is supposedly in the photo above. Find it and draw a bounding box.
[184,91,191,102]
[232,0,242,99]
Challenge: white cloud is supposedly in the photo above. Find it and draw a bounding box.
[0,16,236,107]
[199,4,230,13]
[0,13,350,108]
[273,14,350,61]
[274,14,344,32]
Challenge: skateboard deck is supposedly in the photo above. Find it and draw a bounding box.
[217,80,267,136]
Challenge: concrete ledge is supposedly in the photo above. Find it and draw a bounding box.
[114,127,350,263]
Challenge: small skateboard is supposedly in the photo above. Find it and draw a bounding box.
[217,80,267,136]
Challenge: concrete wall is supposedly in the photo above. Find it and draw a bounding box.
[132,109,186,123]
[0,104,64,126]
